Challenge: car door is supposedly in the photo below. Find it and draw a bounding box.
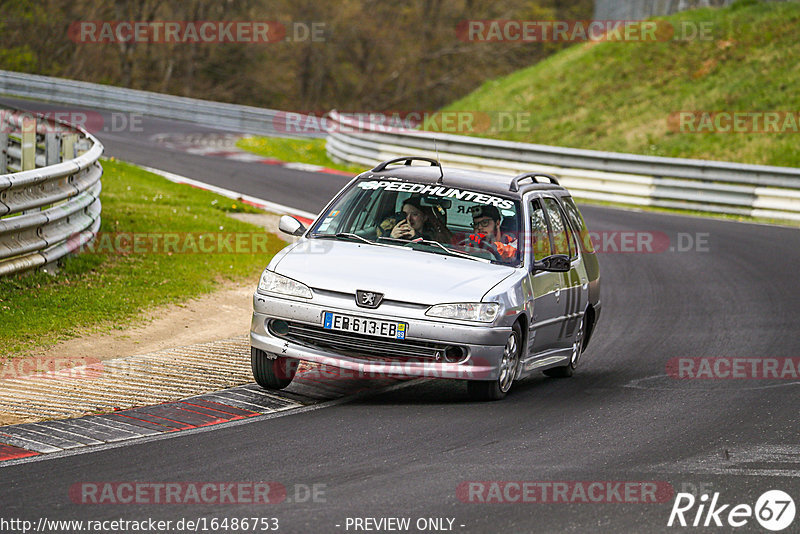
[542,196,585,350]
[527,196,565,356]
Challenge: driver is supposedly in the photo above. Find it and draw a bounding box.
[471,205,517,261]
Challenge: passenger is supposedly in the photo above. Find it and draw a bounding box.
[471,205,517,261]
[388,195,452,243]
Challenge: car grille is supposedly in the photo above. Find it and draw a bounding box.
[274,321,450,362]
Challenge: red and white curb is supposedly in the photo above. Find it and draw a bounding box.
[0,334,412,465]
[0,379,414,465]
[0,386,302,462]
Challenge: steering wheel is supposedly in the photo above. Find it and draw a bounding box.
[457,235,503,262]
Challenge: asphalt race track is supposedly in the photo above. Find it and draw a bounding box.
[2,97,799,533]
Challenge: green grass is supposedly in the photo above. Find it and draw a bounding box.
[0,159,285,360]
[236,136,364,175]
[440,1,800,168]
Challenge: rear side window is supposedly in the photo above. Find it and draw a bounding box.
[529,199,552,261]
[544,198,579,260]
[561,197,595,254]
[543,198,573,258]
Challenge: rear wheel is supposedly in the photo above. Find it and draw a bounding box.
[543,316,584,378]
[467,323,521,401]
[251,347,298,390]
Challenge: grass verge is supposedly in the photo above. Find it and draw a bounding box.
[0,158,285,360]
[236,136,364,175]
[442,1,800,168]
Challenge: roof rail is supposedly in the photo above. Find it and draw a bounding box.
[371,156,442,173]
[509,172,560,192]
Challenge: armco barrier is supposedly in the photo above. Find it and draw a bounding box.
[0,107,103,276]
[0,70,320,138]
[324,110,800,221]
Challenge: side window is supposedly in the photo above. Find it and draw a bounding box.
[549,198,579,260]
[352,190,387,233]
[543,198,570,257]
[316,193,363,234]
[561,197,595,254]
[529,198,552,262]
[568,222,578,259]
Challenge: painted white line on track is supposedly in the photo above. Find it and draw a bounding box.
[139,164,319,221]
[650,444,800,478]
[623,374,800,391]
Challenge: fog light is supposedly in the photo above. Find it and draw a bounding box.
[270,319,289,336]
[443,346,467,363]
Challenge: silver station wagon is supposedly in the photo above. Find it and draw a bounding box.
[250,157,601,400]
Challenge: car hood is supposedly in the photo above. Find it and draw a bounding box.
[273,239,516,305]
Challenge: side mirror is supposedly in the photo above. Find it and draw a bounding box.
[278,215,307,236]
[533,254,570,272]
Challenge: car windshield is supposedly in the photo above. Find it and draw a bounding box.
[310,178,522,266]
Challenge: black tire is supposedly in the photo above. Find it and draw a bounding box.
[251,347,298,390]
[543,316,584,378]
[542,362,573,378]
[467,323,522,401]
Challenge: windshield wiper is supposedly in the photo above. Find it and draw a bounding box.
[312,232,375,245]
[381,237,489,263]
[376,236,414,246]
[417,239,491,263]
[319,234,489,262]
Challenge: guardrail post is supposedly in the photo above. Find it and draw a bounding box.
[0,131,7,174]
[45,132,60,165]
[62,133,77,161]
[21,117,36,171]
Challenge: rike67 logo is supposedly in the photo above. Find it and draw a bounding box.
[668,490,795,531]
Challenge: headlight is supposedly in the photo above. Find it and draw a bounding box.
[258,270,312,299]
[426,302,500,323]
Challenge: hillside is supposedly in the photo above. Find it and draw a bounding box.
[441,0,800,167]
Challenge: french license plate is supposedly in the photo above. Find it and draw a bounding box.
[322,311,407,340]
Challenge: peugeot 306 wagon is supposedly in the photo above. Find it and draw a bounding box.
[250,157,601,400]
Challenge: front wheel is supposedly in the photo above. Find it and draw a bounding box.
[467,323,521,401]
[251,347,298,390]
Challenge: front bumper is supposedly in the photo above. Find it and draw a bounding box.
[250,292,510,381]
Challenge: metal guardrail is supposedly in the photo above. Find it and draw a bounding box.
[0,70,320,138]
[325,110,800,221]
[0,108,103,276]
[593,0,793,21]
